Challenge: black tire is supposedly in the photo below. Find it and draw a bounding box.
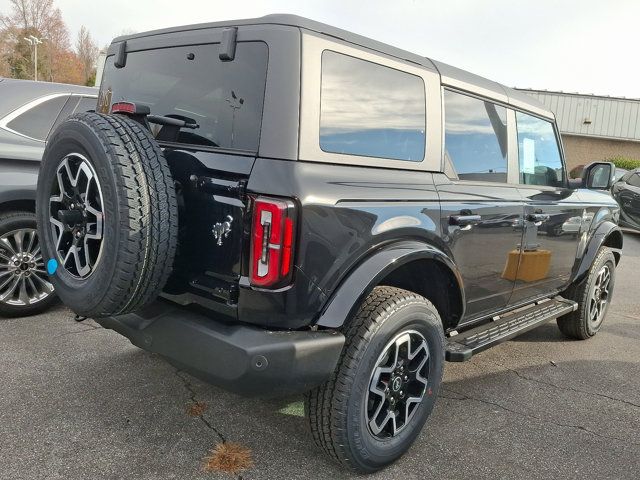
[0,211,57,317]
[35,113,178,318]
[304,286,445,473]
[557,247,616,340]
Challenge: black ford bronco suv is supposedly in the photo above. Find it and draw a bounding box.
[35,15,623,473]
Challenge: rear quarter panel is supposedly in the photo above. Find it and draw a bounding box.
[240,158,444,329]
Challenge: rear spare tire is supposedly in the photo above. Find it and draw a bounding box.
[35,112,178,318]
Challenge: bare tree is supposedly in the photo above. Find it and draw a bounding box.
[76,25,98,85]
[2,0,55,31]
[0,0,80,83]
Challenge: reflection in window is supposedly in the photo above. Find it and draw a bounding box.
[628,173,640,188]
[516,112,564,187]
[444,90,508,183]
[320,51,425,161]
[101,42,268,151]
[7,96,68,141]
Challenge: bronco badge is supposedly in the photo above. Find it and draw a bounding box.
[212,215,233,246]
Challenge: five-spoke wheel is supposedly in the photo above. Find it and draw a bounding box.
[558,246,616,340]
[367,330,430,438]
[305,287,445,473]
[589,264,611,329]
[48,153,104,278]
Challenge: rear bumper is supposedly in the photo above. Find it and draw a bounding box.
[95,301,345,397]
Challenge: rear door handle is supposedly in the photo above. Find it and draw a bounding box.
[449,215,482,226]
[527,213,550,223]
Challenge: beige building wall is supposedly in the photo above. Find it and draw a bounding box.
[561,134,640,173]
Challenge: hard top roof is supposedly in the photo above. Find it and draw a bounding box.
[112,14,553,119]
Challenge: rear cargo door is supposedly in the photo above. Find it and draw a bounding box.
[165,150,253,305]
[98,39,270,306]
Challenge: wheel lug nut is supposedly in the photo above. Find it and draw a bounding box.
[404,375,408,381]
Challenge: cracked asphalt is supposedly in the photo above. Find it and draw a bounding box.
[1,232,639,479]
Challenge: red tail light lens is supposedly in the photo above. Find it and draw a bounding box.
[111,102,137,114]
[250,196,296,288]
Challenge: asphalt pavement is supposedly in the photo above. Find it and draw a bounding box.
[1,232,639,479]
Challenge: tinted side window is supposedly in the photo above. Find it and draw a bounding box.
[443,90,508,183]
[516,112,564,187]
[320,51,425,162]
[7,96,68,141]
[628,173,640,188]
[51,97,80,133]
[101,42,268,151]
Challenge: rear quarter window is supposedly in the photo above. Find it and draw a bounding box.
[319,51,426,162]
[6,96,68,141]
[100,42,268,152]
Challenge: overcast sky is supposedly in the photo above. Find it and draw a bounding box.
[2,0,639,98]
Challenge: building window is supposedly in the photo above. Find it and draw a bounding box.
[444,90,508,182]
[320,51,426,162]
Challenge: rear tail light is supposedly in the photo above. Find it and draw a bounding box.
[250,196,296,288]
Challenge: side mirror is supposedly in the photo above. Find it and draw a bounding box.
[582,162,615,190]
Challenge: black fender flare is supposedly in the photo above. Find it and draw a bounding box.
[573,221,622,283]
[315,240,465,328]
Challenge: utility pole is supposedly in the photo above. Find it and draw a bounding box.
[23,36,44,81]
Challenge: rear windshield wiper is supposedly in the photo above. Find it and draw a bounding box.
[147,115,199,130]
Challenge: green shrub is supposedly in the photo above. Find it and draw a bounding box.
[607,156,640,171]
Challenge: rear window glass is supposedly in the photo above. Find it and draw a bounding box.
[7,96,68,141]
[100,42,268,152]
[320,51,426,162]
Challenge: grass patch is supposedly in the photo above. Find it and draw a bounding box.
[278,400,305,417]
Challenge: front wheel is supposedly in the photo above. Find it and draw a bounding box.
[305,286,445,473]
[557,247,616,339]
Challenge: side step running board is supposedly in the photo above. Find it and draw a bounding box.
[445,297,578,362]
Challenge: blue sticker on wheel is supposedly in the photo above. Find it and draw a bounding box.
[46,259,58,275]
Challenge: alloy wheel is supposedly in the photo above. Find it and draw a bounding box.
[366,330,430,438]
[589,264,611,329]
[48,153,105,279]
[0,228,53,306]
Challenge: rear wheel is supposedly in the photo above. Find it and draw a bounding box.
[0,211,56,317]
[304,286,444,473]
[557,247,616,339]
[36,112,178,318]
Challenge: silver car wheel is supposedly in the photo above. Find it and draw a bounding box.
[0,228,53,306]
